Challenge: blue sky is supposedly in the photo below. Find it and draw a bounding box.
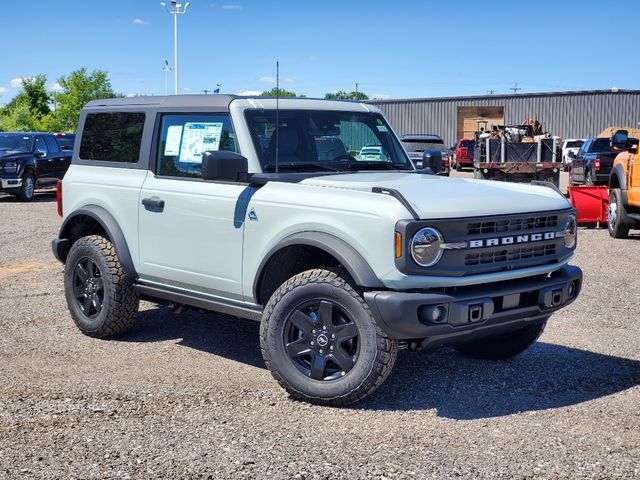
[0,0,638,103]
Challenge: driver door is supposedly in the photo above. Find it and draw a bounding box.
[137,112,248,301]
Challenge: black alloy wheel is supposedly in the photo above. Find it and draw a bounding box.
[284,300,359,381]
[72,257,105,319]
[64,235,139,338]
[260,268,398,406]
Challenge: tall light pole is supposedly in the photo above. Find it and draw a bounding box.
[160,1,190,95]
[162,59,173,96]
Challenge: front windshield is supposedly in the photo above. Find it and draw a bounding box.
[0,135,33,152]
[245,110,412,172]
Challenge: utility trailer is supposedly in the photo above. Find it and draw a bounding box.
[473,124,563,187]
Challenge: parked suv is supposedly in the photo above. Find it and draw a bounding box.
[400,134,451,174]
[52,96,582,406]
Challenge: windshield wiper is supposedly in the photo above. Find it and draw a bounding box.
[345,161,410,171]
[263,163,340,173]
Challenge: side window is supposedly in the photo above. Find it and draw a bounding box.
[79,112,145,162]
[44,136,60,154]
[34,136,49,155]
[157,113,237,178]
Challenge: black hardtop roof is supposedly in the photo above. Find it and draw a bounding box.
[85,94,239,109]
[83,94,369,110]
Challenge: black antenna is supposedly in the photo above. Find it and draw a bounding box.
[275,60,279,174]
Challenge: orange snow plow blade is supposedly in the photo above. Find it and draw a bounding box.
[567,186,609,225]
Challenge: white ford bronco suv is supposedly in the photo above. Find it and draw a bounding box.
[52,95,582,406]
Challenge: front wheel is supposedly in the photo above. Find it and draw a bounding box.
[17,171,35,202]
[64,235,139,338]
[608,188,630,238]
[260,268,398,406]
[453,319,547,360]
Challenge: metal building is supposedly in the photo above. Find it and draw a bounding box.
[368,89,640,147]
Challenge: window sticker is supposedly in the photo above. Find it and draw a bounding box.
[164,125,183,156]
[377,125,388,132]
[179,122,224,163]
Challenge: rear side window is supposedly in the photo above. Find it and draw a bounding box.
[79,112,145,162]
[156,113,237,178]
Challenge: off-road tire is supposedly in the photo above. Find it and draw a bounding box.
[608,188,630,238]
[453,319,547,360]
[64,235,139,338]
[17,171,35,202]
[260,268,398,406]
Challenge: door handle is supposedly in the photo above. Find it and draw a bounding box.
[142,196,165,210]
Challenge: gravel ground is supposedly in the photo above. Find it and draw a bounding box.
[1,184,639,480]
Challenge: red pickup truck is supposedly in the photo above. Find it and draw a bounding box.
[452,138,475,171]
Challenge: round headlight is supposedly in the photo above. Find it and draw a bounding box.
[411,227,444,267]
[564,214,577,249]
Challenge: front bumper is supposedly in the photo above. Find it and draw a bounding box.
[364,265,582,349]
[0,176,22,190]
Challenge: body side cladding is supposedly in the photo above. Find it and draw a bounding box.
[54,205,137,278]
[253,231,384,302]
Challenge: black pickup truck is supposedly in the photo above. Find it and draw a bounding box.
[0,132,73,201]
[569,137,618,186]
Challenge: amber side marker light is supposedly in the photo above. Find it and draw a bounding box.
[395,232,402,258]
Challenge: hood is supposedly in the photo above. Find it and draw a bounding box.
[0,151,28,160]
[300,172,570,219]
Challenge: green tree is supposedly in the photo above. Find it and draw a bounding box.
[0,74,57,132]
[261,87,299,97]
[324,90,369,101]
[22,75,51,116]
[54,67,122,131]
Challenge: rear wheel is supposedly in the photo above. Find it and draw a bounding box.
[17,172,35,202]
[453,320,547,360]
[608,188,630,238]
[64,235,139,338]
[260,268,398,406]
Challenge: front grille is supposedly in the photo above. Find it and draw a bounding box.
[467,215,558,235]
[465,243,556,266]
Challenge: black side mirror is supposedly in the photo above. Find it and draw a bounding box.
[422,149,443,174]
[611,129,629,151]
[202,151,248,182]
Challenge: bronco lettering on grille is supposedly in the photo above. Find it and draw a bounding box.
[469,231,556,249]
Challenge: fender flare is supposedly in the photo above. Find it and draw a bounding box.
[253,231,384,300]
[609,164,629,207]
[56,205,137,278]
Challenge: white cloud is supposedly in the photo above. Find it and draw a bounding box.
[221,4,241,9]
[0,87,8,94]
[132,18,149,25]
[48,82,64,92]
[237,90,262,96]
[259,76,276,83]
[10,78,23,88]
[283,78,295,84]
